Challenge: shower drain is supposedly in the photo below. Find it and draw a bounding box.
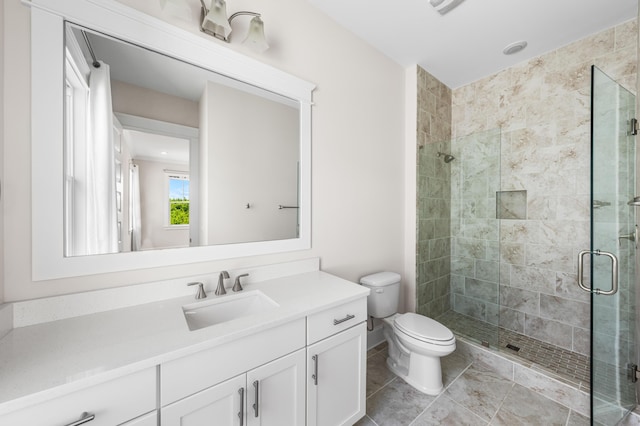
[506,343,521,352]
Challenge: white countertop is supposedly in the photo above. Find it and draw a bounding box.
[0,271,369,415]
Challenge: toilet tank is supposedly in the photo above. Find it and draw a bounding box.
[360,272,401,318]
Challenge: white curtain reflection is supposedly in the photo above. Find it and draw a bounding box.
[86,61,118,254]
[129,163,142,251]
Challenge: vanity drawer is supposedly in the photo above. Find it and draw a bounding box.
[0,367,156,426]
[161,318,305,406]
[307,298,367,344]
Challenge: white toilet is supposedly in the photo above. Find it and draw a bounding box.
[360,271,456,395]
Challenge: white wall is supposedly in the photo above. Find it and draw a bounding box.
[202,81,299,245]
[4,0,31,301]
[111,80,199,128]
[2,0,405,301]
[0,0,5,304]
[198,81,210,246]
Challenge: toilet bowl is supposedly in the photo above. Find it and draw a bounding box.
[383,313,456,395]
[360,272,456,395]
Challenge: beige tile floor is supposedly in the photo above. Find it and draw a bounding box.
[356,343,590,426]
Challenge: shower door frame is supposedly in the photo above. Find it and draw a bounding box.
[588,64,638,425]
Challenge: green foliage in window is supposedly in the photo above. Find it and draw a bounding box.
[170,198,189,225]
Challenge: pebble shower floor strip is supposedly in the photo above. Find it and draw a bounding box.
[437,310,590,388]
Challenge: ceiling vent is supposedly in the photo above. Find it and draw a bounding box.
[429,0,466,15]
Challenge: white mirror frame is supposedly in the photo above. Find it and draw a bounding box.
[28,0,314,280]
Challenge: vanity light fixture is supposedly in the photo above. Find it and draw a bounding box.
[429,0,466,15]
[199,0,269,53]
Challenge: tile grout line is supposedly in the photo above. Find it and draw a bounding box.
[486,381,515,425]
[365,376,397,401]
[407,359,475,426]
[365,414,380,426]
[444,394,491,425]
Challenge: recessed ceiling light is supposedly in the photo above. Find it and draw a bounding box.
[160,151,168,155]
[503,41,528,55]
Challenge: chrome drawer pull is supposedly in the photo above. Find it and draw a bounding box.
[252,380,259,418]
[333,314,355,325]
[312,354,319,386]
[238,387,245,426]
[65,412,95,426]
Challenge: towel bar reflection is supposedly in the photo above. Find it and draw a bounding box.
[577,249,618,295]
[278,205,299,209]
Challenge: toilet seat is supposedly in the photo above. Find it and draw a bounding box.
[394,313,454,346]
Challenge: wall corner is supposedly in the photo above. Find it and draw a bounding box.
[403,65,418,313]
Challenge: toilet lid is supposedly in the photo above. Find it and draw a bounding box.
[394,313,454,342]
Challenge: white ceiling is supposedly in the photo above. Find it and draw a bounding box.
[307,0,638,88]
[124,129,190,164]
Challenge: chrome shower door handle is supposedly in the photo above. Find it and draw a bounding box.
[577,249,619,295]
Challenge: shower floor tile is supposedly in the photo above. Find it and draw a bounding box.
[436,310,590,386]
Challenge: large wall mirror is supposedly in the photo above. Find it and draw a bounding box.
[29,0,314,280]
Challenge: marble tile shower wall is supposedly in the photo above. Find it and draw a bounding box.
[450,19,638,355]
[416,67,453,318]
[449,129,502,334]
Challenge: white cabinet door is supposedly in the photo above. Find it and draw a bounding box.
[162,374,245,426]
[307,323,366,426]
[246,349,305,426]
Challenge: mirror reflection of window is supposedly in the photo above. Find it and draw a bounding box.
[125,129,191,251]
[63,48,90,256]
[167,173,190,226]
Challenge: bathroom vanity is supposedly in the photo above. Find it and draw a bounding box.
[0,266,369,425]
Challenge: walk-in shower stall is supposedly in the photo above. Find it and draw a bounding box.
[416,65,638,424]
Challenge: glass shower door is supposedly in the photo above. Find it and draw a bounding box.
[590,65,637,425]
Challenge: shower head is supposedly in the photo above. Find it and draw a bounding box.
[437,152,455,163]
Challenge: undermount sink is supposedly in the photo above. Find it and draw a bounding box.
[182,290,279,331]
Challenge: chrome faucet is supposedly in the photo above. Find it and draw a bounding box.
[232,273,249,292]
[215,271,230,295]
[187,282,207,299]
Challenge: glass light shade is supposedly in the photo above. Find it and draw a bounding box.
[242,16,269,53]
[431,0,465,14]
[202,0,232,38]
